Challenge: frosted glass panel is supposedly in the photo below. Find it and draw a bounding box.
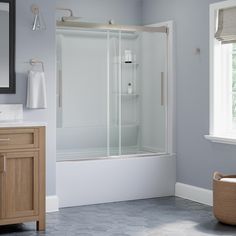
[61,33,107,128]
[57,30,108,159]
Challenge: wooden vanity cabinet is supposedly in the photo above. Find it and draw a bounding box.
[0,127,45,231]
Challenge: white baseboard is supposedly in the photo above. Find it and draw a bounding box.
[46,195,59,213]
[46,183,212,212]
[175,182,213,206]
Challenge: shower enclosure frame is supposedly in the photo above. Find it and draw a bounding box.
[56,20,175,160]
[56,18,176,208]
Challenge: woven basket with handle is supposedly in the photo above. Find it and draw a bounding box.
[213,172,236,225]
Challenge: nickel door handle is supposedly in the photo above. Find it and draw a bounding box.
[161,72,164,106]
[0,138,10,142]
[0,155,6,173]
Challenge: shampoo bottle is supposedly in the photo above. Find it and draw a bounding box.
[128,83,132,94]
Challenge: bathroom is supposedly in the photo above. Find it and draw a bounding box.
[1,0,236,235]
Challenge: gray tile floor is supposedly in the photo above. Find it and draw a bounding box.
[0,197,236,236]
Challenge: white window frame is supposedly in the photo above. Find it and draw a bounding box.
[205,0,236,145]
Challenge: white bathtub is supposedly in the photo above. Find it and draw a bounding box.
[56,154,176,208]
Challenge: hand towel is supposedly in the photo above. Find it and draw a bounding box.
[26,70,47,109]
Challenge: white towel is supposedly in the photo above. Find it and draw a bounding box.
[26,70,47,109]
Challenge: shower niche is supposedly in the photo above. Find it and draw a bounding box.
[56,25,168,161]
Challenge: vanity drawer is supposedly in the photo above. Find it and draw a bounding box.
[0,128,39,150]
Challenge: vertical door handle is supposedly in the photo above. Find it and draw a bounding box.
[0,155,6,173]
[58,70,62,108]
[161,72,165,106]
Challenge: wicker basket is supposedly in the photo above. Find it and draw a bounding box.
[213,172,236,225]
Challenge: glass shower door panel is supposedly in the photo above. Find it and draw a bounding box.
[121,31,168,155]
[57,29,108,160]
[140,32,167,154]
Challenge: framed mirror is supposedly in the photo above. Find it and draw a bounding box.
[0,0,15,93]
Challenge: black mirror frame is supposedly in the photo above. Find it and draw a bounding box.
[0,0,15,94]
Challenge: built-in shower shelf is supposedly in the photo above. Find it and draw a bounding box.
[113,93,139,97]
[114,123,139,128]
[113,62,139,66]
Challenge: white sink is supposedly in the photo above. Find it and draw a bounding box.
[0,104,23,121]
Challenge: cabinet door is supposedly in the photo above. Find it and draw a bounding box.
[0,152,39,219]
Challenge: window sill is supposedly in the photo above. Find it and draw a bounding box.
[205,135,236,145]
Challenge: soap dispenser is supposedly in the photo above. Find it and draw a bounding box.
[128,83,133,94]
[125,50,132,63]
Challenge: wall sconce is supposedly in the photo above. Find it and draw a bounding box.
[31,5,46,31]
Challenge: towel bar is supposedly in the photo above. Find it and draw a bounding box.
[29,59,45,72]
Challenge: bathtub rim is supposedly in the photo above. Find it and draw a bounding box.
[56,152,176,163]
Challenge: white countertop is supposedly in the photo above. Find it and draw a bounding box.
[0,120,47,128]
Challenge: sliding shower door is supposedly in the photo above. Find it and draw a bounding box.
[56,26,168,161]
[57,29,109,160]
[107,30,168,157]
[138,31,168,155]
[117,31,168,156]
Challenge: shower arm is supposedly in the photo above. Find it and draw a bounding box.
[56,8,73,18]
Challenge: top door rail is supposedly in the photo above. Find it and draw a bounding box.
[56,20,168,33]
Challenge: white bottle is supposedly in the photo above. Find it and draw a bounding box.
[128,83,132,94]
[125,50,132,63]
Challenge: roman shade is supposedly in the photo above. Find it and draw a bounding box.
[215,7,236,44]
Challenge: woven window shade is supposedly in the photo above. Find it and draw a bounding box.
[215,7,236,44]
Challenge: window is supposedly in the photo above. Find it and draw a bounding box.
[222,43,236,130]
[206,1,236,144]
[232,44,236,120]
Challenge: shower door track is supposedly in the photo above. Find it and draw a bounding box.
[56,152,171,163]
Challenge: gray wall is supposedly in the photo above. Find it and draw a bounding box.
[56,0,142,25]
[0,0,142,196]
[1,0,57,196]
[142,0,236,190]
